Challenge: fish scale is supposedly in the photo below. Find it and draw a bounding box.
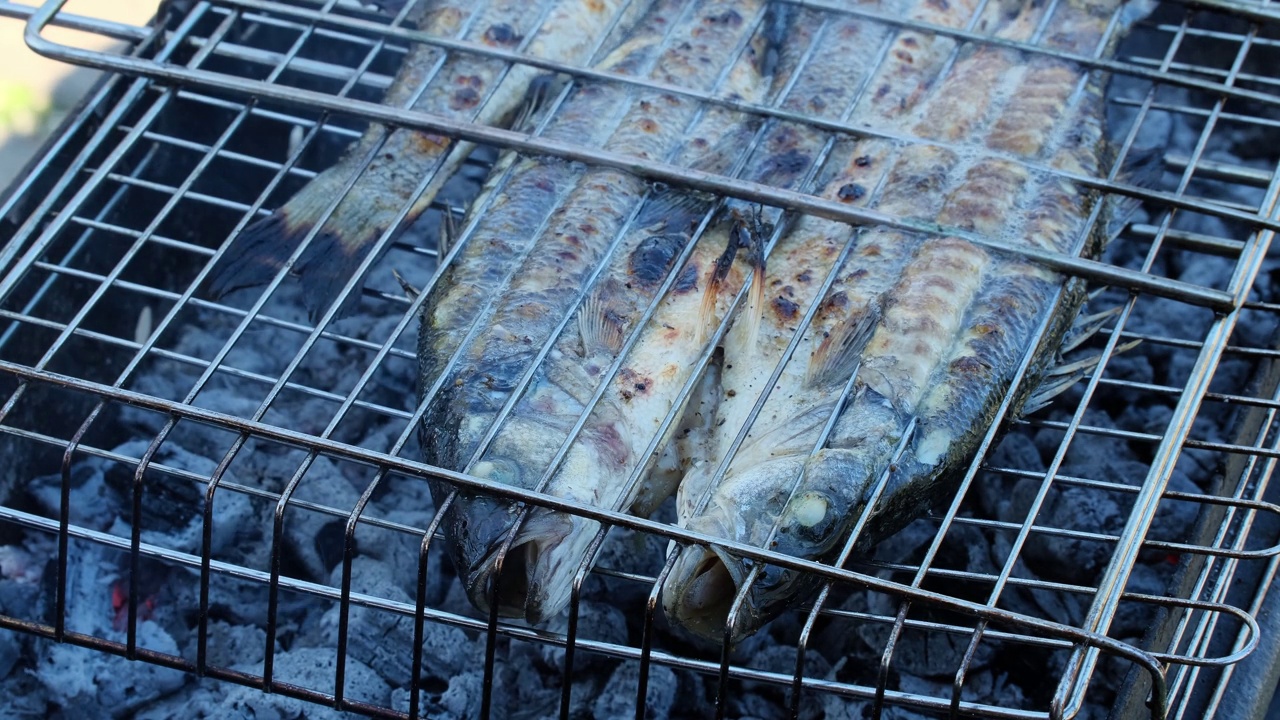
[425,0,767,473]
[855,5,1120,533]
[419,0,694,391]
[420,0,777,623]
[206,0,655,319]
[664,0,986,539]
[609,0,924,530]
[662,0,1146,642]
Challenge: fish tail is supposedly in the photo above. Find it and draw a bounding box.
[206,136,453,321]
[696,274,721,348]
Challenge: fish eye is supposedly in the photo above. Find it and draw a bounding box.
[782,491,836,544]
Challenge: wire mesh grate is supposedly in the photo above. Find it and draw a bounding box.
[2,0,1280,718]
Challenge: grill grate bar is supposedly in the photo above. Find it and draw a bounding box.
[217,0,1280,107]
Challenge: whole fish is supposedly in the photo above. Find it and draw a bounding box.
[420,0,778,622]
[662,0,1151,642]
[205,0,655,319]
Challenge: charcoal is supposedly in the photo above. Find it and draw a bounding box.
[734,692,788,720]
[36,624,186,716]
[1114,398,1173,438]
[0,627,20,680]
[28,462,116,531]
[0,544,43,616]
[594,661,678,720]
[1109,562,1169,638]
[819,693,869,719]
[135,647,389,719]
[279,455,362,582]
[321,558,473,686]
[0,670,50,718]
[190,620,267,669]
[437,671,486,718]
[1023,484,1126,584]
[737,645,833,720]
[539,599,630,673]
[492,651,562,718]
[359,507,450,604]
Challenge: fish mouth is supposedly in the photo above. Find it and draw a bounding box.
[466,510,582,626]
[663,520,756,644]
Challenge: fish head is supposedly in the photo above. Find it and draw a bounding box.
[449,497,586,624]
[441,458,560,621]
[662,449,874,644]
[449,434,633,625]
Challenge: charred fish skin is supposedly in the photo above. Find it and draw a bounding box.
[663,0,1151,643]
[205,0,654,320]
[508,0,961,625]
[662,0,990,640]
[422,0,768,474]
[417,0,694,399]
[420,0,777,622]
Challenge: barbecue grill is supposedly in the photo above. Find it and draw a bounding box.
[1,0,1279,717]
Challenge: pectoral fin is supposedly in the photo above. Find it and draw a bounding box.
[578,292,627,357]
[806,301,881,388]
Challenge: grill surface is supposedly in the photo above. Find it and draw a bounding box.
[2,0,1280,718]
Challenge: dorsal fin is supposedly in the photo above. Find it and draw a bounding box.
[436,208,459,258]
[1106,145,1164,240]
[578,291,626,357]
[634,185,715,234]
[806,301,881,388]
[1022,338,1141,415]
[391,268,420,301]
[510,73,557,133]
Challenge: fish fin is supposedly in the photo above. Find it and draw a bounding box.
[1047,338,1142,378]
[205,170,404,322]
[754,1,792,79]
[806,302,881,388]
[737,208,768,352]
[437,209,459,258]
[391,268,420,301]
[578,292,626,357]
[511,74,557,133]
[1023,338,1142,414]
[696,223,743,348]
[635,185,715,234]
[1107,145,1164,239]
[1061,305,1120,353]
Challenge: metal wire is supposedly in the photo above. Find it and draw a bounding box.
[3,0,1280,718]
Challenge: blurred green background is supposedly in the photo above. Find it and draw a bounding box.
[0,0,159,192]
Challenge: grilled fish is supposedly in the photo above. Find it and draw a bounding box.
[420,0,779,623]
[205,0,654,319]
[662,0,1152,642]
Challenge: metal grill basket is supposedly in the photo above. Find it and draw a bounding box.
[2,0,1280,717]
